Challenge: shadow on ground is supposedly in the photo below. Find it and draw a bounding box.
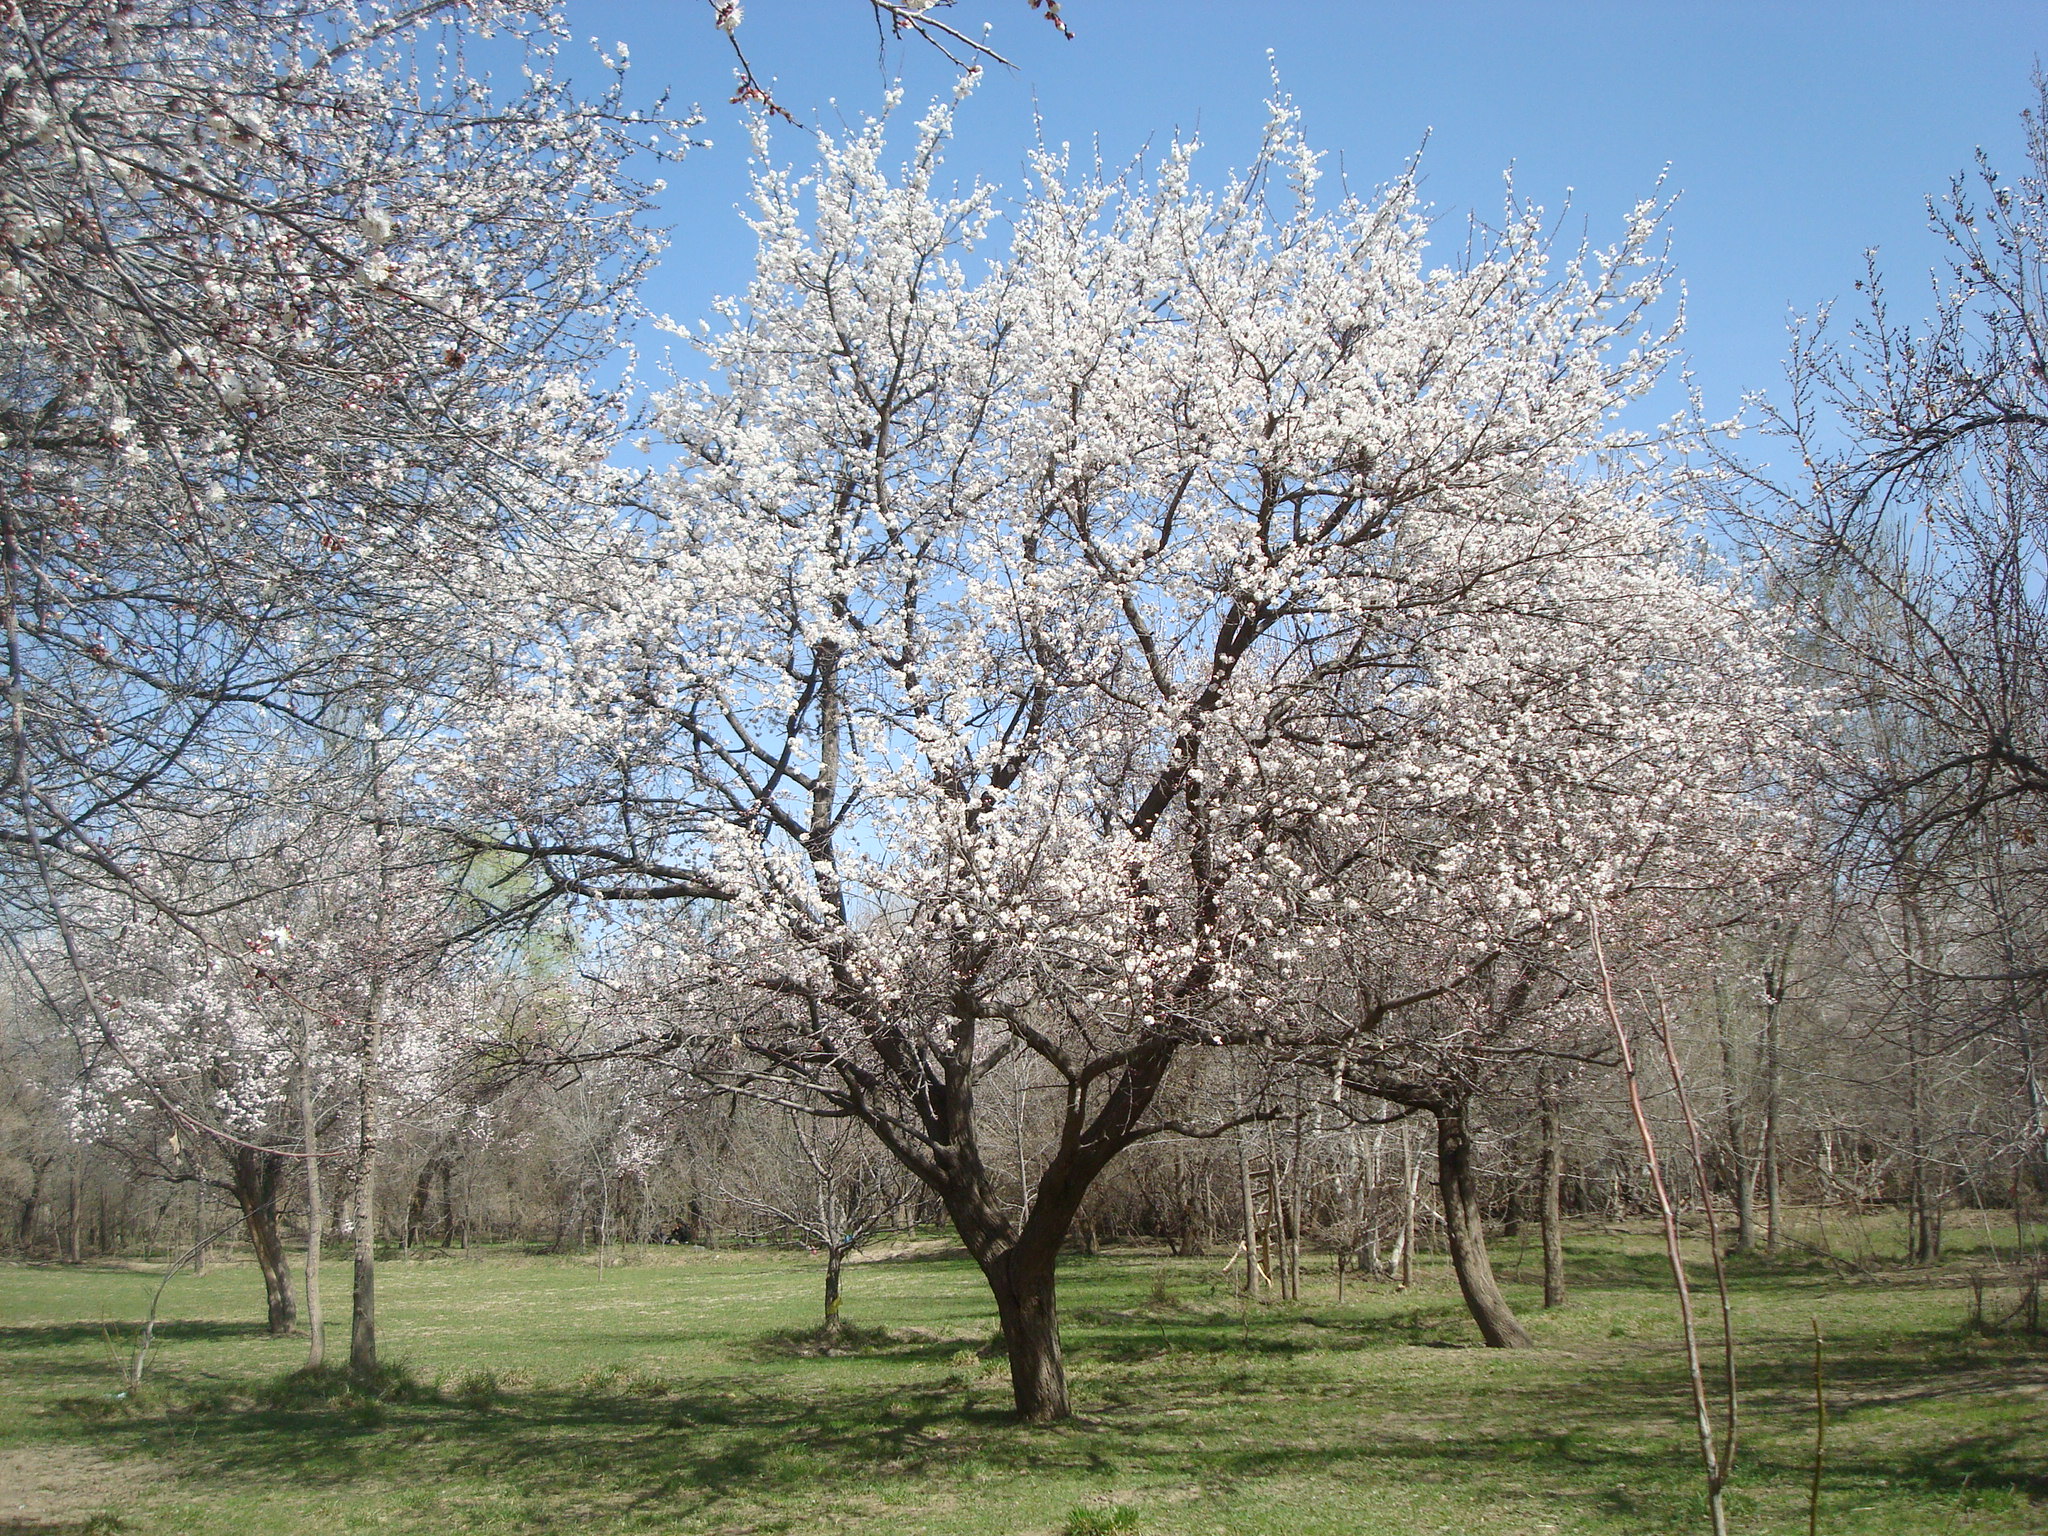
[50,1321,2041,1530]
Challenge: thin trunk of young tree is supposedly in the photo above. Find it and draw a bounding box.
[1288,1105,1306,1300]
[1762,1039,1783,1252]
[299,1012,326,1368]
[65,1151,81,1264]
[1713,981,1758,1253]
[1592,911,1731,1536]
[1761,934,1791,1254]
[1433,1096,1533,1348]
[1538,1073,1567,1309]
[1902,894,1943,1265]
[1397,1117,1417,1289]
[1651,991,1742,1528]
[351,743,394,1381]
[1238,1117,1260,1293]
[350,970,383,1379]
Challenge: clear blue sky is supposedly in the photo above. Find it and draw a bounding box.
[564,1,2047,424]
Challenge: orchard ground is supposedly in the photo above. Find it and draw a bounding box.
[0,1220,2042,1536]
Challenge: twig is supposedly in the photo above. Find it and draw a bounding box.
[1590,908,1729,1536]
[131,1203,271,1388]
[1808,1316,1826,1536]
[1651,987,1741,1496]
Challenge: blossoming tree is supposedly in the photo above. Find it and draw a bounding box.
[0,0,676,926]
[453,95,1799,1421]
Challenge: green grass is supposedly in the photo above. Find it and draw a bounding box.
[0,1222,2042,1535]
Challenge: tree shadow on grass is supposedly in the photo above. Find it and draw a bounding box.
[52,1346,1685,1512]
[743,1323,997,1365]
[1068,1298,1479,1362]
[45,1316,2046,1530]
[0,1320,272,1351]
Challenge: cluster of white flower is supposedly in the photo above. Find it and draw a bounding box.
[446,92,1815,1128]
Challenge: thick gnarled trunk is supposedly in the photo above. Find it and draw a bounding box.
[228,1145,297,1336]
[983,1241,1067,1423]
[1435,1099,1533,1348]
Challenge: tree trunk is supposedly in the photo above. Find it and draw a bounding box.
[1237,1121,1260,1292]
[1761,930,1791,1254]
[1396,1117,1417,1288]
[1731,1159,1757,1255]
[822,1242,846,1337]
[406,1157,442,1250]
[1434,1099,1534,1348]
[65,1153,81,1264]
[984,1242,1067,1423]
[228,1145,297,1336]
[1287,1108,1306,1300]
[1538,1077,1567,1309]
[16,1158,46,1247]
[351,977,383,1380]
[1902,895,1943,1267]
[300,1013,326,1368]
[1713,981,1757,1253]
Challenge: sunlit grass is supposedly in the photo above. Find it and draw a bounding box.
[0,1219,2041,1535]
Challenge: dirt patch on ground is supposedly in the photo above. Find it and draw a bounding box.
[0,1444,163,1531]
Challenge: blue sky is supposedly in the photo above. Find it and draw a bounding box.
[565,1,2047,425]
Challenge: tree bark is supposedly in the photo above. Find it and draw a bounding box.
[1396,1117,1416,1288]
[299,1013,326,1368]
[1713,981,1757,1253]
[1237,1120,1260,1292]
[227,1145,297,1335]
[352,753,394,1382]
[16,1157,47,1247]
[1760,926,1793,1254]
[350,976,383,1380]
[984,1240,1067,1423]
[822,1242,846,1337]
[1434,1098,1534,1348]
[1538,1076,1567,1309]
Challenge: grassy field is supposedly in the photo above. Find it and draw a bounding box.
[0,1221,2042,1536]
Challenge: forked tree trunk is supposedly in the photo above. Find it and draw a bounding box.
[984,1240,1066,1423]
[228,1145,297,1335]
[1434,1098,1534,1348]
